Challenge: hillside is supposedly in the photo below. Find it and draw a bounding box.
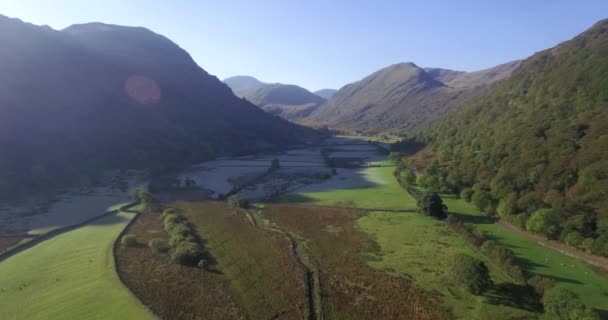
[224,76,326,121]
[0,16,319,200]
[306,61,519,134]
[314,89,337,99]
[417,19,608,256]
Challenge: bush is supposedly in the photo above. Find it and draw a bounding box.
[163,213,184,227]
[169,233,195,247]
[542,288,598,320]
[227,194,249,209]
[161,208,178,219]
[172,241,205,266]
[527,275,555,297]
[450,253,492,295]
[148,238,169,252]
[480,240,527,283]
[121,234,137,247]
[417,191,448,220]
[460,188,474,202]
[446,215,487,247]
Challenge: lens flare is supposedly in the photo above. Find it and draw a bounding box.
[125,75,161,105]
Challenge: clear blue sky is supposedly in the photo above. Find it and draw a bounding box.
[1,0,607,91]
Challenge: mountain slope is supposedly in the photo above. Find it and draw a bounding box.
[224,76,326,121]
[0,16,318,200]
[307,61,519,134]
[417,19,608,255]
[314,89,338,99]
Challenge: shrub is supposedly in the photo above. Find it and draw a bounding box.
[166,223,191,237]
[446,215,487,247]
[480,240,527,283]
[169,233,195,247]
[163,213,184,227]
[161,208,178,219]
[527,275,555,297]
[121,234,137,247]
[417,191,448,220]
[450,253,492,295]
[148,238,168,253]
[227,194,249,209]
[542,288,598,320]
[172,241,204,266]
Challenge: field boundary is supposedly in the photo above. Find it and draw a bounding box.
[0,201,137,263]
[112,208,158,319]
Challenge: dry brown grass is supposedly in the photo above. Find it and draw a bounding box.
[116,212,246,320]
[264,204,449,320]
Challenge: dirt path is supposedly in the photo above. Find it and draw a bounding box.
[497,219,608,270]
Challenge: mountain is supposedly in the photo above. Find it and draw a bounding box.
[314,89,338,99]
[224,76,326,121]
[223,75,267,98]
[0,16,319,200]
[417,19,608,255]
[306,61,520,134]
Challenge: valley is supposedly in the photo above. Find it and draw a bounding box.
[0,6,607,320]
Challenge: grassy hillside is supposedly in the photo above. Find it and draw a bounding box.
[306,61,519,134]
[417,19,608,256]
[0,211,154,320]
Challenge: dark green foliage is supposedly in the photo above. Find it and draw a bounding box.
[227,194,249,209]
[417,20,608,254]
[450,253,492,295]
[130,186,152,204]
[417,191,448,220]
[480,240,527,283]
[161,213,206,266]
[460,188,474,202]
[171,241,205,266]
[445,215,487,247]
[527,275,555,297]
[542,288,598,320]
[388,152,402,164]
[121,234,137,247]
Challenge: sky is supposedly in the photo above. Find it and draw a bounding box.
[1,1,607,91]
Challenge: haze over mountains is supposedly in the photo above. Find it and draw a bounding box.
[0,15,318,200]
[305,60,520,134]
[224,75,328,121]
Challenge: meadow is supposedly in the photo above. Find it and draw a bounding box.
[444,196,608,312]
[358,212,537,319]
[286,161,418,211]
[0,211,154,320]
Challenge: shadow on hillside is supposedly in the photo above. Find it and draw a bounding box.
[484,282,542,312]
[449,211,495,225]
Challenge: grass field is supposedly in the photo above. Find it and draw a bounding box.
[358,212,537,320]
[0,211,154,320]
[444,197,608,312]
[287,162,418,211]
[264,204,445,320]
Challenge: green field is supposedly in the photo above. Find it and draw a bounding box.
[0,212,155,320]
[287,162,418,211]
[358,212,536,319]
[444,197,608,312]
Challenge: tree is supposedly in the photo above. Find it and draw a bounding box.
[417,191,448,220]
[227,194,248,209]
[460,188,474,202]
[130,186,152,204]
[542,288,598,320]
[450,253,492,295]
[471,189,494,213]
[526,209,559,238]
[270,158,280,171]
[388,152,402,164]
